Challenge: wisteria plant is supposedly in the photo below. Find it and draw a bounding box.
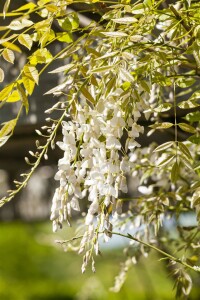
[0,0,200,297]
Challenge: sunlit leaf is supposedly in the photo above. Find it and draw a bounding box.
[157,155,175,167]
[0,84,14,101]
[176,77,195,88]
[0,119,17,138]
[149,122,173,129]
[154,103,172,112]
[23,65,39,85]
[0,135,11,147]
[188,135,200,145]
[8,19,33,30]
[56,32,73,43]
[0,68,5,82]
[178,123,196,134]
[3,0,10,18]
[111,17,138,24]
[18,34,33,50]
[46,4,58,13]
[178,100,200,109]
[2,49,15,64]
[69,12,79,30]
[101,31,128,37]
[119,69,134,82]
[14,2,36,11]
[29,48,53,65]
[91,65,114,73]
[0,34,18,44]
[22,75,35,95]
[154,141,174,152]
[44,82,68,95]
[48,64,74,74]
[171,161,179,183]
[6,90,20,102]
[2,41,21,53]
[184,111,200,123]
[80,87,95,105]
[178,142,193,160]
[95,51,118,61]
[181,156,193,170]
[17,83,29,114]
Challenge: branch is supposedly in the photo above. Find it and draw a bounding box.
[108,231,200,273]
[169,5,191,33]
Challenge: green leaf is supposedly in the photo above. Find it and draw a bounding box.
[188,135,200,145]
[178,123,196,134]
[29,48,53,65]
[178,100,200,109]
[187,91,200,101]
[15,2,36,11]
[154,103,172,112]
[178,142,193,160]
[8,19,33,30]
[193,197,200,205]
[86,47,101,57]
[22,75,35,95]
[176,77,195,88]
[184,111,200,123]
[6,90,20,102]
[3,0,10,18]
[0,84,14,101]
[2,48,15,64]
[46,4,58,13]
[18,34,33,50]
[157,155,175,167]
[192,41,200,68]
[23,65,39,85]
[91,65,114,73]
[105,77,116,96]
[0,135,11,147]
[101,31,128,37]
[181,156,193,170]
[56,32,73,43]
[132,4,145,14]
[140,80,150,93]
[17,83,29,114]
[58,17,72,31]
[44,82,67,95]
[144,0,153,6]
[0,68,4,82]
[171,161,179,183]
[119,69,134,82]
[149,122,173,129]
[121,81,131,91]
[111,17,138,24]
[153,72,172,86]
[39,30,55,48]
[80,87,95,104]
[95,51,118,61]
[0,119,17,138]
[2,41,21,53]
[0,34,18,45]
[154,141,174,152]
[69,13,79,30]
[48,64,74,74]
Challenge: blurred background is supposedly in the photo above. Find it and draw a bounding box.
[0,1,200,299]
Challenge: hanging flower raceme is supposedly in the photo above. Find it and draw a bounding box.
[51,94,144,233]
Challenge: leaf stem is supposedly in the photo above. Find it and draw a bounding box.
[0,106,68,207]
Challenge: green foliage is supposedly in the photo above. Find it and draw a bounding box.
[1,0,200,298]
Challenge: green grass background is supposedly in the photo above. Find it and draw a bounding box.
[0,221,199,300]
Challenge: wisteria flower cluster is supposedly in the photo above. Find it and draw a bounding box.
[1,0,200,297]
